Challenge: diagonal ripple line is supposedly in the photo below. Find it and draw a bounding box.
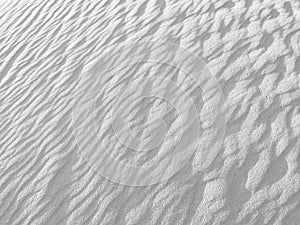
[71,40,226,186]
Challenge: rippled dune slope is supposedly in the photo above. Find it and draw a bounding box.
[0,0,300,224]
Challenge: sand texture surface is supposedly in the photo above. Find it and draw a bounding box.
[0,0,299,224]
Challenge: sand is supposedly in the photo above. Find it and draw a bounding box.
[0,0,299,224]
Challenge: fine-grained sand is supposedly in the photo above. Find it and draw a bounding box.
[0,0,299,224]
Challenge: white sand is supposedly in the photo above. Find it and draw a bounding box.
[0,0,299,224]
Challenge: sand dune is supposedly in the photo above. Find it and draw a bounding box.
[0,0,299,224]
